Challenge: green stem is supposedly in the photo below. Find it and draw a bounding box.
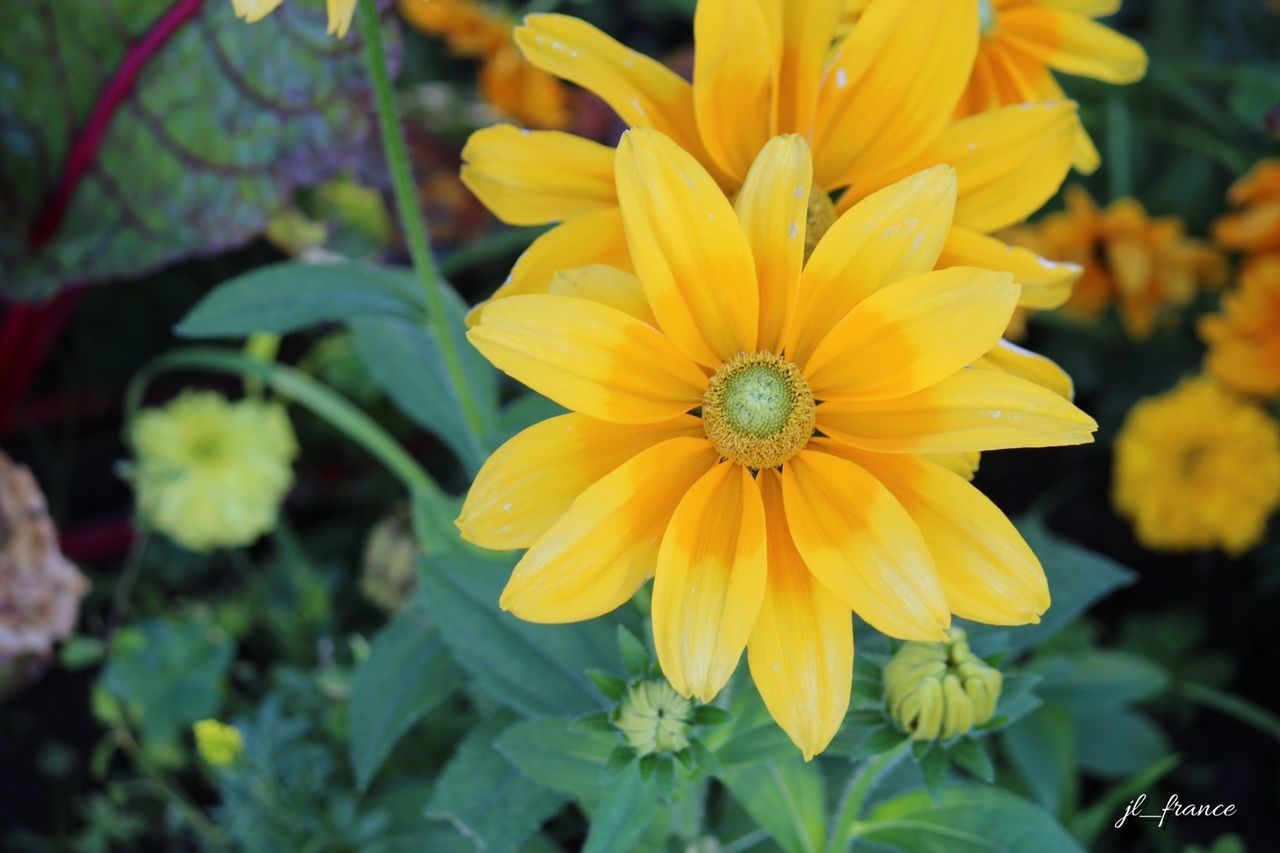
[1105,95,1133,201]
[1175,681,1280,746]
[830,741,911,851]
[356,0,486,440]
[124,348,443,500]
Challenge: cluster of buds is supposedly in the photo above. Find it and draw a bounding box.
[0,451,89,663]
[883,629,1002,742]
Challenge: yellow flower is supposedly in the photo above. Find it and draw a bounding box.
[231,0,357,39]
[130,392,298,553]
[399,0,571,129]
[1114,377,1280,556]
[958,0,1147,173]
[884,628,1001,741]
[193,719,244,767]
[462,0,1088,390]
[1003,186,1226,339]
[1200,257,1280,399]
[1212,160,1280,259]
[459,131,1097,759]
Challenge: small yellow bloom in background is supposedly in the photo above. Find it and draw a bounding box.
[130,392,298,553]
[958,0,1147,173]
[1212,160,1280,261]
[462,0,1090,395]
[1200,257,1280,400]
[1114,377,1280,556]
[399,0,571,129]
[231,0,357,39]
[884,629,1001,742]
[360,506,421,613]
[459,130,1097,759]
[193,719,244,767]
[615,679,694,756]
[1003,186,1226,340]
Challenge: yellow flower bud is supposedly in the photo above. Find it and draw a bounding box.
[360,507,421,613]
[193,719,243,767]
[614,679,694,756]
[884,628,1003,741]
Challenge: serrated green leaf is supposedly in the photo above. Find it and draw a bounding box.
[571,712,617,735]
[638,753,658,780]
[587,671,627,702]
[495,717,616,800]
[607,745,638,772]
[948,738,994,783]
[426,715,566,852]
[2,0,384,299]
[177,262,427,338]
[349,600,461,791]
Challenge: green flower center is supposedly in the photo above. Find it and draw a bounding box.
[978,0,997,37]
[702,352,815,470]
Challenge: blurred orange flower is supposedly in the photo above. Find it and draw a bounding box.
[1004,187,1226,339]
[1200,256,1280,399]
[1212,160,1280,261]
[399,0,571,129]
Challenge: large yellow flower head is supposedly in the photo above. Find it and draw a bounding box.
[1114,377,1280,556]
[231,0,357,38]
[399,0,571,129]
[1212,160,1280,260]
[459,129,1097,759]
[1200,257,1280,399]
[958,0,1147,173]
[1004,187,1226,339]
[462,0,1087,344]
[130,392,298,553]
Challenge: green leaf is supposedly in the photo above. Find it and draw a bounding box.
[965,520,1135,656]
[426,714,566,852]
[1034,651,1169,710]
[719,758,826,853]
[419,554,622,716]
[177,262,427,338]
[617,626,650,677]
[856,785,1083,852]
[693,706,733,727]
[582,768,662,853]
[948,739,994,783]
[101,615,232,745]
[710,685,800,767]
[2,0,383,299]
[919,746,949,800]
[349,600,461,791]
[495,717,617,800]
[1074,708,1169,778]
[1228,65,1280,133]
[587,671,627,702]
[1000,703,1078,816]
[349,284,497,474]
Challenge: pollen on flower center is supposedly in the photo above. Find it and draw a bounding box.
[702,352,815,470]
[978,0,997,36]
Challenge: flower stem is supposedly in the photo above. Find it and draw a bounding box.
[356,0,487,441]
[1175,681,1280,746]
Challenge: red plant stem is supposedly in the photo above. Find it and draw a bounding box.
[28,0,206,249]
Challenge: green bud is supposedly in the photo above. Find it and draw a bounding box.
[614,678,694,756]
[883,628,1003,741]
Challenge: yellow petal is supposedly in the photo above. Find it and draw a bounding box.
[500,437,718,622]
[759,0,844,136]
[458,414,702,550]
[468,210,632,324]
[461,125,616,226]
[812,0,977,191]
[748,470,852,761]
[786,165,956,364]
[653,463,768,701]
[1040,0,1121,14]
[939,225,1079,310]
[925,451,981,481]
[735,135,813,353]
[615,128,759,367]
[974,338,1076,399]
[468,294,707,423]
[1001,7,1148,84]
[816,367,1097,454]
[780,448,949,641]
[828,447,1050,625]
[805,267,1020,402]
[326,0,357,37]
[548,265,656,325]
[515,14,706,160]
[693,0,778,183]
